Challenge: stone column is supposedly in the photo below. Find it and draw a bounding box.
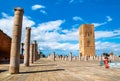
[84,56,87,61]
[52,52,55,61]
[24,27,31,66]
[112,55,115,61]
[65,56,67,61]
[69,52,72,61]
[33,40,37,62]
[9,7,24,74]
[30,44,34,64]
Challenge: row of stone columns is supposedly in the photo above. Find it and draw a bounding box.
[28,41,39,64]
[48,52,73,62]
[48,52,118,62]
[9,7,39,74]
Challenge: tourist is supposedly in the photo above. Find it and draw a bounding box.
[104,57,109,68]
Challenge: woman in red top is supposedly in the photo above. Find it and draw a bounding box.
[104,57,109,68]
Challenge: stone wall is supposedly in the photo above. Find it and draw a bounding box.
[0,29,11,62]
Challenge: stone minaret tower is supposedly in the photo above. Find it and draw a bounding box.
[79,24,95,57]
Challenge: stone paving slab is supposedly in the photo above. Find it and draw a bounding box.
[0,58,81,81]
[55,60,120,81]
[0,58,120,81]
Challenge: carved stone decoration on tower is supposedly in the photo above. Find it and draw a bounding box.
[79,24,95,57]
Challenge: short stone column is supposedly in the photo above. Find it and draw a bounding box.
[9,7,24,74]
[68,52,72,61]
[24,27,31,66]
[90,56,92,60]
[62,56,65,61]
[65,56,68,61]
[84,56,87,61]
[100,55,103,61]
[112,55,115,61]
[52,52,55,61]
[30,44,34,64]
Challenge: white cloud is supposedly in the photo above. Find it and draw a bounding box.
[92,16,112,27]
[0,12,35,42]
[69,0,74,3]
[40,10,47,15]
[92,22,107,27]
[95,30,120,39]
[73,16,83,21]
[32,20,64,33]
[106,16,112,22]
[32,4,45,10]
[73,16,113,27]
[38,41,79,50]
[30,19,79,51]
[31,19,78,43]
[0,13,14,36]
[1,12,9,18]
[95,31,115,39]
[73,16,87,23]
[69,0,84,3]
[60,29,78,41]
[95,41,120,54]
[32,4,47,15]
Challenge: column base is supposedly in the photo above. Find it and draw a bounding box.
[9,66,19,74]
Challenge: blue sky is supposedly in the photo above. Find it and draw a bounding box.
[0,0,120,56]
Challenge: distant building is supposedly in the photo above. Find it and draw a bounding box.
[79,24,95,56]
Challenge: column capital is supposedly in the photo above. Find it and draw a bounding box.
[33,40,37,44]
[14,7,24,13]
[26,27,31,30]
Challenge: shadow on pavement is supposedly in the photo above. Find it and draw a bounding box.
[29,64,57,67]
[0,70,7,73]
[20,69,65,74]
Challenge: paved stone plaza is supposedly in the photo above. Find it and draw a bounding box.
[0,58,120,81]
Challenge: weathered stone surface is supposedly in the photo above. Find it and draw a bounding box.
[52,52,55,61]
[79,24,95,56]
[9,7,24,74]
[33,40,38,62]
[1,58,120,81]
[68,52,72,61]
[0,30,11,61]
[30,44,34,64]
[24,27,31,66]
